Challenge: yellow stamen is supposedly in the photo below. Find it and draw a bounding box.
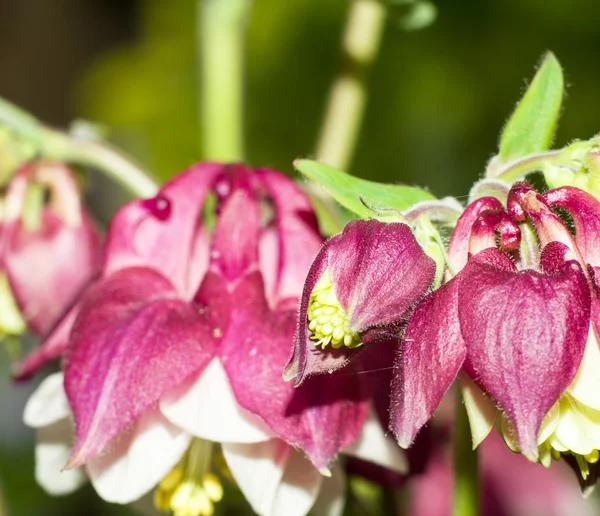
[154,439,224,516]
[307,269,362,350]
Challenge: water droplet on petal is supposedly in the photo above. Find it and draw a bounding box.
[143,195,171,221]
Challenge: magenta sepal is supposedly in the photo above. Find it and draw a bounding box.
[460,243,590,459]
[286,220,436,386]
[219,271,369,471]
[64,267,216,468]
[390,279,466,448]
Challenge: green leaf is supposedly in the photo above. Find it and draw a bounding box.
[295,159,435,218]
[498,52,564,162]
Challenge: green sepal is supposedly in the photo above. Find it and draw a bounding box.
[497,52,564,163]
[413,215,446,288]
[0,274,26,337]
[294,159,436,219]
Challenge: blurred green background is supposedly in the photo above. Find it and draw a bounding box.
[1,0,600,514]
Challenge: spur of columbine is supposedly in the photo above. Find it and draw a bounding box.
[391,181,600,487]
[24,163,406,516]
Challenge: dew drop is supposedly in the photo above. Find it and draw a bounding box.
[143,195,171,221]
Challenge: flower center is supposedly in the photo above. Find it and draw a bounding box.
[307,269,361,349]
[154,439,224,516]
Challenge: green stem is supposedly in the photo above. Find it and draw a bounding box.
[453,396,479,516]
[315,0,386,172]
[42,128,158,197]
[0,97,158,198]
[198,0,251,162]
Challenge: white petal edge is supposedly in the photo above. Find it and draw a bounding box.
[568,326,600,410]
[223,440,323,516]
[24,372,71,428]
[459,371,497,448]
[342,403,407,474]
[35,419,87,495]
[86,406,190,504]
[160,358,275,443]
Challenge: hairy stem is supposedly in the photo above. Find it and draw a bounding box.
[453,396,479,516]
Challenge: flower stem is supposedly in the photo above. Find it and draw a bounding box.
[198,0,251,162]
[0,97,158,198]
[315,0,386,172]
[453,395,479,516]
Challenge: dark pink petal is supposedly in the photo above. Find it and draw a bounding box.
[221,272,368,471]
[284,237,360,385]
[447,197,504,273]
[390,279,466,448]
[545,186,600,267]
[328,220,436,336]
[459,244,590,459]
[254,169,323,305]
[103,162,222,296]
[3,211,101,336]
[64,267,215,467]
[209,186,260,282]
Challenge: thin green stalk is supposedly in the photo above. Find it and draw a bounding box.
[0,96,158,198]
[453,397,479,516]
[315,0,386,172]
[198,0,252,162]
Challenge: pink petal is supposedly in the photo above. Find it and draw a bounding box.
[209,185,260,281]
[86,406,190,504]
[254,168,323,305]
[64,267,215,467]
[103,162,222,295]
[447,197,504,273]
[3,211,101,336]
[222,272,369,471]
[160,358,275,443]
[545,186,600,267]
[390,279,466,448]
[459,244,590,459]
[328,220,436,335]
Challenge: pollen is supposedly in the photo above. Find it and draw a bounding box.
[307,269,362,349]
[155,439,224,516]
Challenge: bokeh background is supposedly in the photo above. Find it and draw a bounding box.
[1,0,600,514]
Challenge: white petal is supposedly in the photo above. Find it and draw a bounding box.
[35,419,87,495]
[569,327,600,410]
[304,462,345,516]
[87,406,190,504]
[223,440,323,516]
[342,404,407,474]
[222,440,290,516]
[23,372,70,428]
[459,372,497,448]
[161,358,274,443]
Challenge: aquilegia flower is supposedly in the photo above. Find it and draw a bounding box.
[391,182,600,483]
[25,163,406,516]
[0,162,101,341]
[285,218,437,386]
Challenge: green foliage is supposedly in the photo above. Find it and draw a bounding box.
[295,159,435,218]
[498,52,564,161]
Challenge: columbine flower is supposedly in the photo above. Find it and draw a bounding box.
[25,163,406,515]
[285,219,437,386]
[1,162,101,362]
[391,181,600,485]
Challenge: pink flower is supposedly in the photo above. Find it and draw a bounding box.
[25,163,405,515]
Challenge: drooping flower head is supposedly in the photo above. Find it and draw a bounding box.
[285,218,437,386]
[0,162,101,343]
[391,181,600,484]
[25,163,405,516]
